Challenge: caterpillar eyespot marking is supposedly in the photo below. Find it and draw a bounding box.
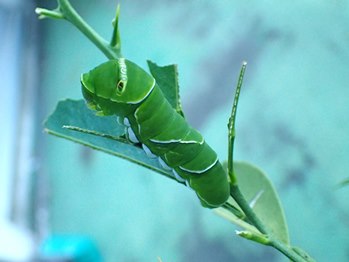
[81,59,230,208]
[116,81,125,93]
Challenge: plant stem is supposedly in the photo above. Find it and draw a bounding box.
[110,4,121,49]
[231,185,307,261]
[230,184,267,234]
[57,0,121,59]
[269,239,307,262]
[227,64,308,262]
[228,62,247,185]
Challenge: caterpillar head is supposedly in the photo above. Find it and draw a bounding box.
[81,58,155,116]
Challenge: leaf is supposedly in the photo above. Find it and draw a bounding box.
[46,101,288,244]
[216,162,289,245]
[147,60,184,117]
[235,162,290,244]
[44,99,182,183]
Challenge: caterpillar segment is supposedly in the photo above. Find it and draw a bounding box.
[81,58,230,208]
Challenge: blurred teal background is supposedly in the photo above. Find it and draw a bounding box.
[7,0,349,261]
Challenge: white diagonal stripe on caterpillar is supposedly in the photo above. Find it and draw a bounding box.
[149,137,204,145]
[178,157,218,174]
[127,78,156,105]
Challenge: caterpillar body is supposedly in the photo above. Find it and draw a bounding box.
[81,58,230,208]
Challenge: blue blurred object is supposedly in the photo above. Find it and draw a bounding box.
[39,235,102,262]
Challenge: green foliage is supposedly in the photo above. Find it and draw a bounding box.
[45,99,177,181]
[45,60,188,182]
[216,162,289,245]
[45,104,290,244]
[147,61,184,117]
[234,162,289,244]
[37,1,314,261]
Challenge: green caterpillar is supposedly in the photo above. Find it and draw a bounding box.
[81,58,230,208]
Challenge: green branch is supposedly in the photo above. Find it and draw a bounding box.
[230,184,267,234]
[110,4,121,49]
[227,64,312,262]
[231,185,307,261]
[227,61,246,185]
[35,0,121,59]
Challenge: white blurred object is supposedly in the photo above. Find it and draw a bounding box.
[0,1,41,260]
[0,219,34,261]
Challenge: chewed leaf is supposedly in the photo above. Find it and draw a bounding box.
[44,99,182,183]
[147,60,184,117]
